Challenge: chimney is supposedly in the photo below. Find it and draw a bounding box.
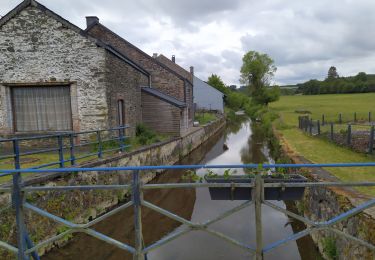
[190,66,194,75]
[152,53,158,58]
[86,16,99,28]
[172,55,176,63]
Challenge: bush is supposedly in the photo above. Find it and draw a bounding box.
[135,123,158,145]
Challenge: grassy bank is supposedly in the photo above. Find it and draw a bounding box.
[270,93,375,196]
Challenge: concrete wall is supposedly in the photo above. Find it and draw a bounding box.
[0,118,225,258]
[0,6,108,134]
[193,76,224,113]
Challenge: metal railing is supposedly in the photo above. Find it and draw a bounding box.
[0,163,375,259]
[0,125,130,170]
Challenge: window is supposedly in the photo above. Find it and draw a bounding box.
[117,99,125,126]
[12,86,72,132]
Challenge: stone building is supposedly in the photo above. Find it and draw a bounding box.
[0,0,193,137]
[85,20,194,136]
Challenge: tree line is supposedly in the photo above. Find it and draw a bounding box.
[296,67,375,95]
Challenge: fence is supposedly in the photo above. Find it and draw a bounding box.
[320,111,373,125]
[0,126,130,170]
[299,116,375,154]
[0,163,375,259]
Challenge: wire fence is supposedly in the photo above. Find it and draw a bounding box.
[0,125,130,170]
[0,163,374,259]
[298,116,375,154]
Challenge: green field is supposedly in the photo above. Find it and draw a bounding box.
[271,93,375,127]
[270,93,375,196]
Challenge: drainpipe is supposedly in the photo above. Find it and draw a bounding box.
[148,75,152,88]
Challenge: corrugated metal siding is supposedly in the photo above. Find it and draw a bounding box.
[141,91,181,136]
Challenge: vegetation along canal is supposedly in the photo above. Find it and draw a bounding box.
[44,117,322,260]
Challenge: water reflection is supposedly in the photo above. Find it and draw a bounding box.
[44,118,320,260]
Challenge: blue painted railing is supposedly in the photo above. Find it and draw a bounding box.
[0,125,130,170]
[0,163,374,260]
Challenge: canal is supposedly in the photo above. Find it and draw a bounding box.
[44,117,321,259]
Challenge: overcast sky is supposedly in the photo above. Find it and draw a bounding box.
[2,0,375,85]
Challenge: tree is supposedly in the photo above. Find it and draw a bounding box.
[207,74,228,94]
[240,51,278,105]
[327,66,339,80]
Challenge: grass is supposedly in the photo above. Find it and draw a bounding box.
[195,112,217,125]
[271,93,375,127]
[270,93,375,196]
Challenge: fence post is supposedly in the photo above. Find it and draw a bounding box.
[339,113,342,124]
[57,135,64,168]
[354,112,357,123]
[322,114,325,126]
[298,116,301,129]
[69,134,76,166]
[330,123,334,141]
[347,124,352,146]
[369,126,374,154]
[370,112,372,123]
[133,170,144,260]
[254,173,264,260]
[309,119,313,135]
[317,120,321,135]
[97,131,103,159]
[12,139,28,260]
[304,118,308,132]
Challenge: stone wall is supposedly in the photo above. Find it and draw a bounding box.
[277,132,375,259]
[105,52,149,135]
[86,23,187,103]
[0,117,225,258]
[0,6,108,134]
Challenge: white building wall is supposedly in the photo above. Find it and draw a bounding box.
[193,76,224,113]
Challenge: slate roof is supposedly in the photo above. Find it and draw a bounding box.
[141,87,186,108]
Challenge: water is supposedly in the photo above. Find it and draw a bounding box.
[44,118,321,260]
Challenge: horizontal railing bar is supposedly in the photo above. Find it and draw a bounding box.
[24,229,74,255]
[1,162,375,174]
[74,152,100,161]
[143,227,192,253]
[263,201,315,226]
[83,201,133,228]
[82,228,135,254]
[101,146,131,154]
[143,183,254,189]
[29,160,67,170]
[0,187,11,192]
[0,126,130,142]
[0,240,18,254]
[23,184,131,192]
[0,154,16,160]
[263,182,375,188]
[19,147,60,157]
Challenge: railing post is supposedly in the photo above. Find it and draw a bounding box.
[369,126,374,154]
[69,134,76,166]
[354,112,357,123]
[97,131,103,159]
[254,174,264,260]
[57,135,64,168]
[119,126,125,152]
[322,114,325,126]
[309,119,312,135]
[347,124,352,146]
[133,170,144,260]
[339,113,342,124]
[330,122,334,141]
[317,120,321,135]
[12,139,28,260]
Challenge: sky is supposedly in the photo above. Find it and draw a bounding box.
[1,0,375,86]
